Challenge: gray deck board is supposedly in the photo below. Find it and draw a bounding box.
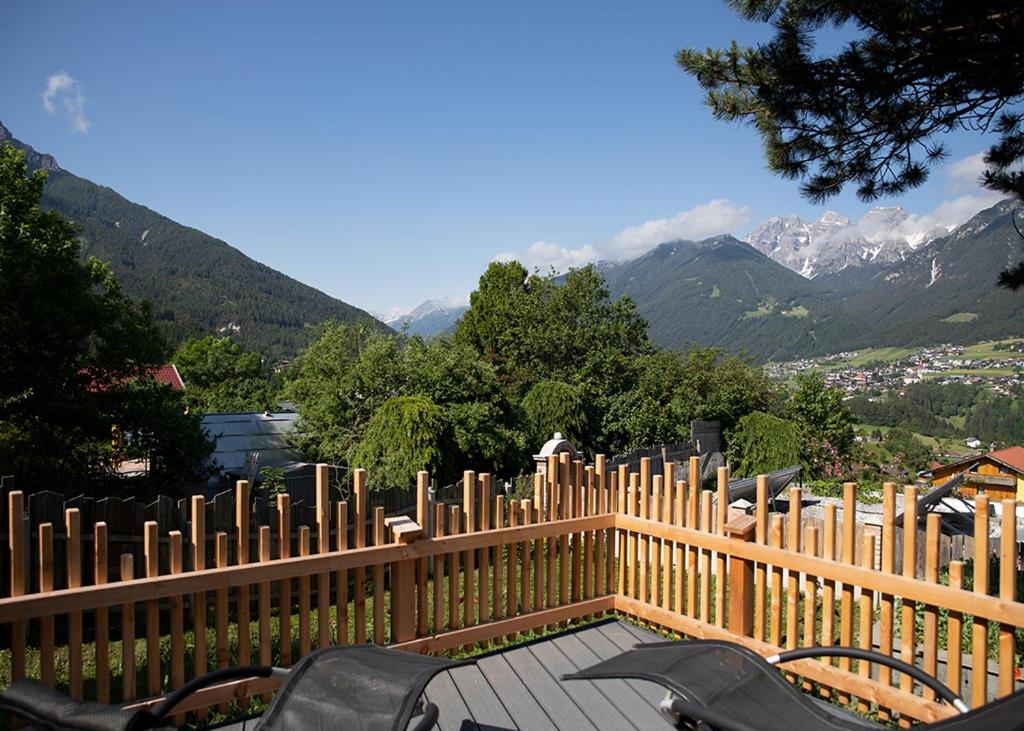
[448,663,517,729]
[423,669,475,731]
[591,622,671,711]
[549,632,671,730]
[502,641,599,730]
[475,653,558,731]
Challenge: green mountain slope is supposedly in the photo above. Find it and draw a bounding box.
[2,122,385,360]
[599,235,862,361]
[829,199,1024,349]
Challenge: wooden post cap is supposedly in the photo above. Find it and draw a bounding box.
[384,516,423,544]
[724,514,758,540]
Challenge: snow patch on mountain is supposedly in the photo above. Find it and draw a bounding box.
[746,207,950,278]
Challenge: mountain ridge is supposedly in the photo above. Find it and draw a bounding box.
[1,121,387,360]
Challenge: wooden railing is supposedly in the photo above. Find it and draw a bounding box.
[0,456,1020,726]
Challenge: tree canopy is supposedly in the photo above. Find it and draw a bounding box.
[0,145,212,495]
[173,336,279,414]
[677,1,1024,286]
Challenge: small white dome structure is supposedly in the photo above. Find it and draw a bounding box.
[534,432,578,471]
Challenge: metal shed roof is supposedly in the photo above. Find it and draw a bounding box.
[201,412,308,475]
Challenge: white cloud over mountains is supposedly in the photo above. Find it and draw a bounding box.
[42,71,90,133]
[494,198,752,272]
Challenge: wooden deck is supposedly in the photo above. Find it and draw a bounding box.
[210,619,673,731]
[420,619,672,730]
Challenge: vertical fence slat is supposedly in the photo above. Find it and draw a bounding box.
[822,504,837,661]
[674,479,686,615]
[715,466,728,628]
[168,531,185,725]
[316,464,331,648]
[65,508,83,698]
[298,525,312,657]
[39,522,55,687]
[521,500,533,621]
[660,478,672,612]
[373,507,386,645]
[278,494,293,664]
[972,494,990,709]
[120,553,135,703]
[786,487,802,658]
[650,475,662,610]
[257,526,272,702]
[769,515,783,648]
[559,456,570,620]
[802,524,819,693]
[190,494,207,723]
[235,480,251,686]
[144,521,160,697]
[838,481,856,704]
[494,495,505,624]
[948,560,964,699]
[699,491,712,623]
[687,459,700,618]
[998,499,1016,699]
[8,491,25,682]
[900,485,919,705]
[504,497,516,641]
[878,482,897,720]
[755,475,768,642]
[638,458,650,606]
[923,514,940,702]
[214,533,228,714]
[94,522,110,703]
[463,470,477,633]
[417,472,430,638]
[479,474,491,628]
[354,469,367,644]
[448,506,460,632]
[858,533,877,712]
[534,474,545,614]
[433,502,445,635]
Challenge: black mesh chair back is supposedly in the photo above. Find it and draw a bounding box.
[255,644,464,731]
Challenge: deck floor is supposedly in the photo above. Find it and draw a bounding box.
[419,619,673,731]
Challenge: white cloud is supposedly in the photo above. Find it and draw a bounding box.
[945,151,988,193]
[493,199,752,273]
[42,71,90,133]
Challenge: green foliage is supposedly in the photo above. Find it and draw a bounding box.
[174,336,279,413]
[879,427,933,475]
[258,466,287,495]
[785,373,857,478]
[726,412,801,478]
[284,325,522,483]
[676,2,1024,286]
[521,381,588,448]
[353,396,449,487]
[0,144,212,495]
[605,348,780,452]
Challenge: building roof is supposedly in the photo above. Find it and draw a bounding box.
[201,411,307,477]
[930,445,1024,477]
[151,364,185,391]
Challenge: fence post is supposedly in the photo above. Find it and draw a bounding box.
[389,515,423,643]
[724,514,757,637]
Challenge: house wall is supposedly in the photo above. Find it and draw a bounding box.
[932,458,1021,500]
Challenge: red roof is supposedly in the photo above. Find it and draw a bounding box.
[81,364,185,392]
[988,446,1024,474]
[151,364,185,391]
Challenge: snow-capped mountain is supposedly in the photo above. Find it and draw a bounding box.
[384,297,469,337]
[746,207,949,278]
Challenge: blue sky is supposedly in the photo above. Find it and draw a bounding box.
[0,1,1001,317]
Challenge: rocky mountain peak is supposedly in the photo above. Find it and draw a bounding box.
[0,120,61,172]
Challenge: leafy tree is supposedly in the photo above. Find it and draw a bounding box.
[0,144,212,495]
[604,347,780,452]
[352,396,449,487]
[174,336,278,413]
[521,380,588,448]
[726,411,802,478]
[785,372,857,478]
[677,2,1024,287]
[880,427,933,477]
[455,262,651,401]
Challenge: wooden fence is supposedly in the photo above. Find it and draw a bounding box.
[0,457,1020,727]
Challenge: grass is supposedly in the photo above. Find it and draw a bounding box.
[961,339,1024,361]
[941,312,978,323]
[782,304,809,317]
[923,367,1018,379]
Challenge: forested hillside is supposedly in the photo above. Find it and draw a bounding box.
[1,122,386,360]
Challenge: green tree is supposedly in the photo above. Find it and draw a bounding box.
[0,145,212,494]
[726,411,802,478]
[881,427,933,477]
[521,380,588,448]
[353,396,449,487]
[785,373,857,478]
[174,336,278,413]
[604,347,780,452]
[676,2,1024,287]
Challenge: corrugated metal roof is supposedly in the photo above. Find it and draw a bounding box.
[201,412,307,475]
